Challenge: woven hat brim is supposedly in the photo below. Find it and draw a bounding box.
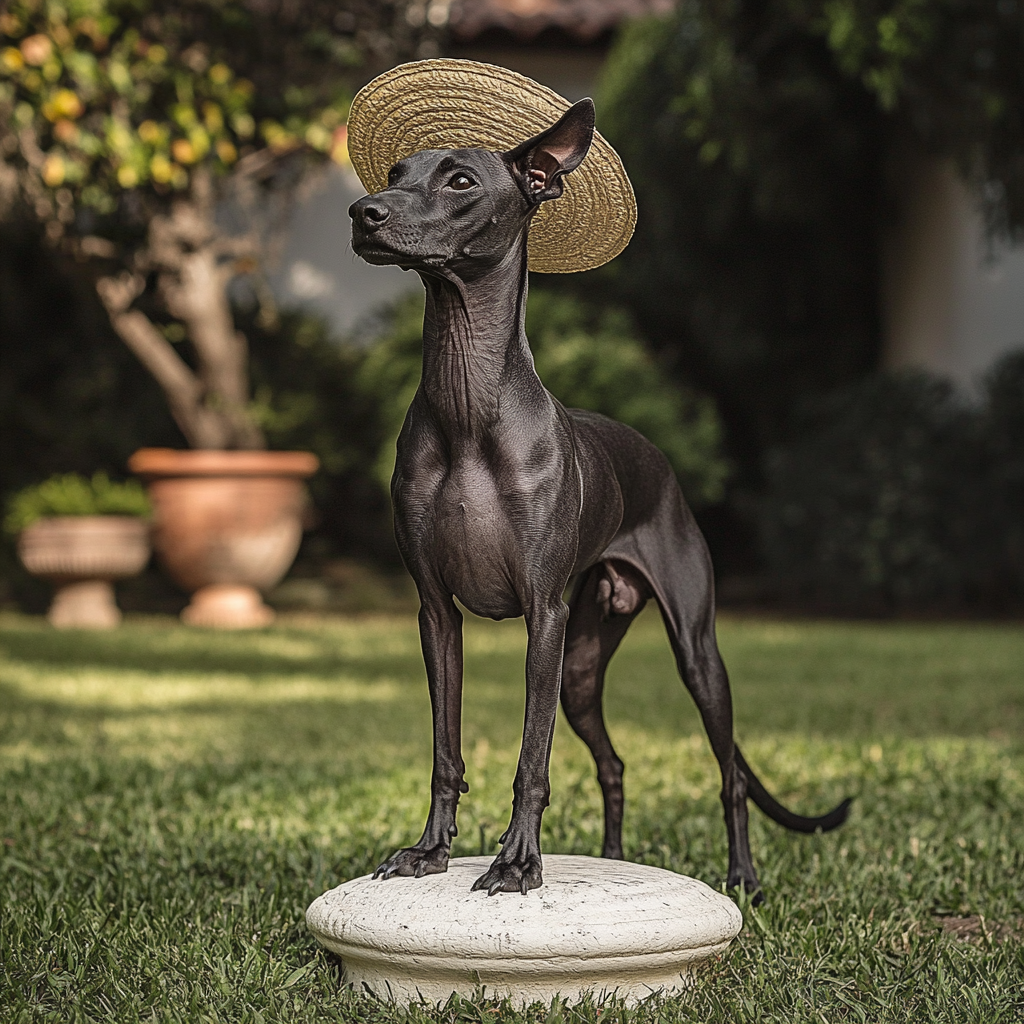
[347,59,636,274]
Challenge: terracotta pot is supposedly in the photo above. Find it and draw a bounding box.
[128,448,319,629]
[18,516,151,629]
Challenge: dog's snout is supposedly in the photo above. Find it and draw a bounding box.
[350,195,391,231]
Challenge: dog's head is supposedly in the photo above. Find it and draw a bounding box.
[349,99,594,279]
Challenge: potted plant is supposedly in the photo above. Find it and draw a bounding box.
[128,448,317,628]
[7,473,151,628]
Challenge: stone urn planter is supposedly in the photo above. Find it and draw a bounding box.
[18,516,151,629]
[127,448,319,629]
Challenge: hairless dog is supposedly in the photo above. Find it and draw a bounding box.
[349,98,850,901]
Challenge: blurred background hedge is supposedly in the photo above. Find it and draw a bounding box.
[0,224,730,608]
[760,357,1024,613]
[351,290,730,507]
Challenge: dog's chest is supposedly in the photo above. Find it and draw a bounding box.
[427,461,521,617]
[398,443,570,618]
[435,461,504,544]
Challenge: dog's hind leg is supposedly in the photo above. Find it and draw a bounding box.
[608,496,764,899]
[561,562,650,859]
[661,577,762,899]
[628,496,853,901]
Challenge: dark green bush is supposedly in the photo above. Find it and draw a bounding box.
[4,473,150,534]
[0,224,183,608]
[528,291,729,504]
[594,4,888,480]
[241,308,400,567]
[761,359,1024,612]
[984,351,1024,598]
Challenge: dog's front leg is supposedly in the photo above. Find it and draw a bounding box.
[374,593,466,880]
[473,596,569,895]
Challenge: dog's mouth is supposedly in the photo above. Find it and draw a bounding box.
[353,241,403,266]
[352,235,449,270]
[351,234,402,263]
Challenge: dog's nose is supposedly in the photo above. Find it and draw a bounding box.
[349,196,391,231]
[362,202,390,224]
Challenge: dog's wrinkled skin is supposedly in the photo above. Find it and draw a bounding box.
[350,99,850,900]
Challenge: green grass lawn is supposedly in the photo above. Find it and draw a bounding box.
[2,608,1023,1022]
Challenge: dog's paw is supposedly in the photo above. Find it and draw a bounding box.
[726,870,764,906]
[373,844,449,880]
[471,852,543,895]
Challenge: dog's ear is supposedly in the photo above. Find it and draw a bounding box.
[505,98,595,205]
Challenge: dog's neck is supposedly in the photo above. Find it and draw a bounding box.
[417,239,538,438]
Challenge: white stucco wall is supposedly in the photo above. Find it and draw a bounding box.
[269,165,413,336]
[882,157,1024,388]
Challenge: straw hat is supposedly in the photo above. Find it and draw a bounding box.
[346,59,636,274]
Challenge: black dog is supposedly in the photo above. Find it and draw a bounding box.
[349,98,850,899]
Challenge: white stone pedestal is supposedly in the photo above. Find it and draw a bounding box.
[306,855,742,1006]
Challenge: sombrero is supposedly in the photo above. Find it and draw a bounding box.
[346,59,636,274]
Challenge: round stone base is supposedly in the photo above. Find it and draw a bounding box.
[306,855,742,1007]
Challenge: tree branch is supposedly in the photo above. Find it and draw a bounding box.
[147,189,266,450]
[96,273,229,449]
[17,126,45,168]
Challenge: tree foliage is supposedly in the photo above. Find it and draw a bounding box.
[811,0,1024,233]
[0,0,436,450]
[0,0,432,226]
[595,0,1024,486]
[597,3,888,477]
[0,0,384,237]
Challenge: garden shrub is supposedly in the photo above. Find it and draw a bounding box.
[983,351,1024,600]
[4,472,150,534]
[242,308,399,567]
[760,360,1024,612]
[593,4,888,481]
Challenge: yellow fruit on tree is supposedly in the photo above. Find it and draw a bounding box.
[171,139,195,164]
[41,154,65,187]
[138,120,162,144]
[150,154,173,183]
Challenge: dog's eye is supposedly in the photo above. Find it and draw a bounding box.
[447,174,476,191]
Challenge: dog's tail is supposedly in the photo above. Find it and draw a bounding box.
[735,745,852,833]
